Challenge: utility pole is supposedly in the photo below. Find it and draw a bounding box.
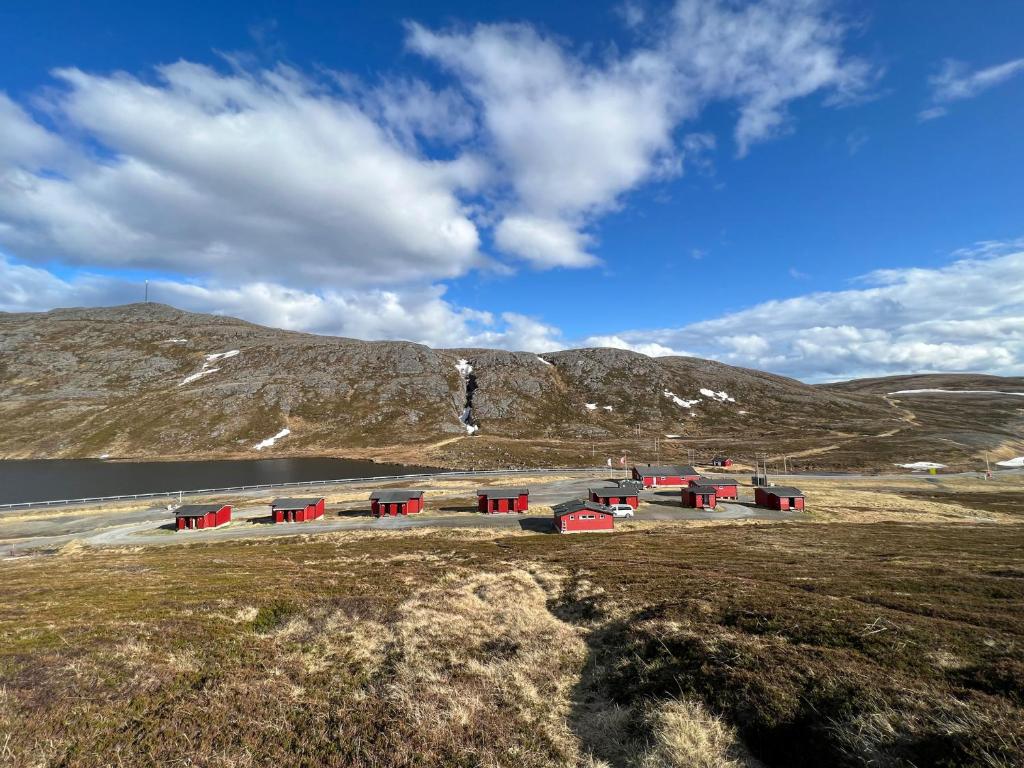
[144,280,149,303]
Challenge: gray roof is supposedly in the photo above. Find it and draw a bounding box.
[476,487,529,498]
[634,465,698,477]
[175,504,225,517]
[687,485,720,495]
[692,476,738,485]
[616,479,644,488]
[553,499,614,518]
[370,489,425,503]
[590,486,637,497]
[270,497,324,509]
[761,486,804,497]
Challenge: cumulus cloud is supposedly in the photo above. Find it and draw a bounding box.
[578,242,1024,381]
[920,57,1024,120]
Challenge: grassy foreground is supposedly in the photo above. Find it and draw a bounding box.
[2,520,1023,767]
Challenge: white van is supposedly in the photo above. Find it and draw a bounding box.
[608,503,635,518]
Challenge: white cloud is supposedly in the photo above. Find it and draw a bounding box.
[581,243,1024,381]
[0,63,483,288]
[582,334,691,358]
[920,57,1024,119]
[493,215,597,268]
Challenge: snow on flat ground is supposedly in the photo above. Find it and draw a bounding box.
[699,388,736,402]
[888,389,1024,396]
[896,461,947,470]
[663,390,700,408]
[996,456,1024,468]
[254,428,290,450]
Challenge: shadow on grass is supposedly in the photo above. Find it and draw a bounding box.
[519,518,555,533]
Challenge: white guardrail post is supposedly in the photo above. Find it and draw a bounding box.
[0,466,608,510]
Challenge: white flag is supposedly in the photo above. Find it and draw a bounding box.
[606,458,612,467]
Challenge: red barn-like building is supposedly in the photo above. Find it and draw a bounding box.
[688,476,739,500]
[589,487,639,509]
[683,485,718,510]
[175,504,231,530]
[370,489,424,516]
[270,497,325,523]
[754,486,805,511]
[477,488,529,513]
[553,500,615,534]
[632,464,700,487]
[711,456,733,468]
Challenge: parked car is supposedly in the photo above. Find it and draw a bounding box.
[608,503,635,518]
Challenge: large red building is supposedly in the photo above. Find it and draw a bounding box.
[270,497,325,523]
[632,464,700,487]
[370,489,424,516]
[553,500,615,534]
[682,485,718,510]
[754,486,805,511]
[477,488,529,513]
[589,487,639,509]
[688,476,739,499]
[175,504,231,530]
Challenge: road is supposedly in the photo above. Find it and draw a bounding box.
[0,473,809,557]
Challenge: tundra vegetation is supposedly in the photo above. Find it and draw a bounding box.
[3,487,1024,767]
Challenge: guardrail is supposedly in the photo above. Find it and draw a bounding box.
[0,466,613,511]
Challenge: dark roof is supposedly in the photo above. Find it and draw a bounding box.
[174,504,225,517]
[476,487,529,498]
[615,479,644,488]
[553,499,614,518]
[270,497,324,509]
[687,485,720,495]
[693,476,738,486]
[762,486,804,497]
[370,489,424,503]
[590,486,637,497]
[634,465,698,477]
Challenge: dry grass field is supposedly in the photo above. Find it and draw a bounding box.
[2,479,1024,767]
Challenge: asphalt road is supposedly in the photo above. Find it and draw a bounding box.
[0,473,807,557]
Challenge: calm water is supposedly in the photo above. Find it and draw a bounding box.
[0,458,437,505]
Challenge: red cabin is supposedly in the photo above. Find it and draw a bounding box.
[175,503,231,531]
[711,456,733,468]
[754,486,805,511]
[553,500,615,534]
[682,485,718,510]
[589,487,639,509]
[270,497,325,524]
[688,476,739,500]
[477,487,529,513]
[370,489,424,516]
[631,464,700,487]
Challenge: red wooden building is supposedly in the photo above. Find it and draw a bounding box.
[175,503,232,530]
[370,489,424,516]
[477,487,529,513]
[631,464,700,487]
[682,485,718,510]
[688,476,739,499]
[711,456,733,468]
[589,487,639,509]
[553,500,615,534]
[754,486,805,511]
[270,497,325,523]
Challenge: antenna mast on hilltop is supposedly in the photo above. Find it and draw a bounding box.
[144,280,149,303]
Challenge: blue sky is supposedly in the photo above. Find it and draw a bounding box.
[1,0,1023,381]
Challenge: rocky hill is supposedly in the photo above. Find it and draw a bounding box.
[1,304,1020,470]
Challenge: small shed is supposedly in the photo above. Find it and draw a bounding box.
[175,504,232,531]
[711,456,734,467]
[682,485,718,510]
[754,486,805,511]
[615,478,645,494]
[270,497,325,524]
[477,487,529,513]
[589,487,639,509]
[553,500,615,534]
[370,489,424,517]
[632,464,700,487]
[689,476,739,499]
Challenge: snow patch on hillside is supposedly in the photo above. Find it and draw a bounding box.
[206,350,240,363]
[179,349,240,386]
[603,405,613,411]
[162,338,188,344]
[889,388,1024,397]
[663,390,700,408]
[585,403,598,410]
[179,368,219,386]
[254,428,290,450]
[455,359,473,376]
[536,356,553,366]
[700,388,735,402]
[896,461,947,470]
[996,456,1024,468]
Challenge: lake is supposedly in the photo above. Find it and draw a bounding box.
[0,457,437,505]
